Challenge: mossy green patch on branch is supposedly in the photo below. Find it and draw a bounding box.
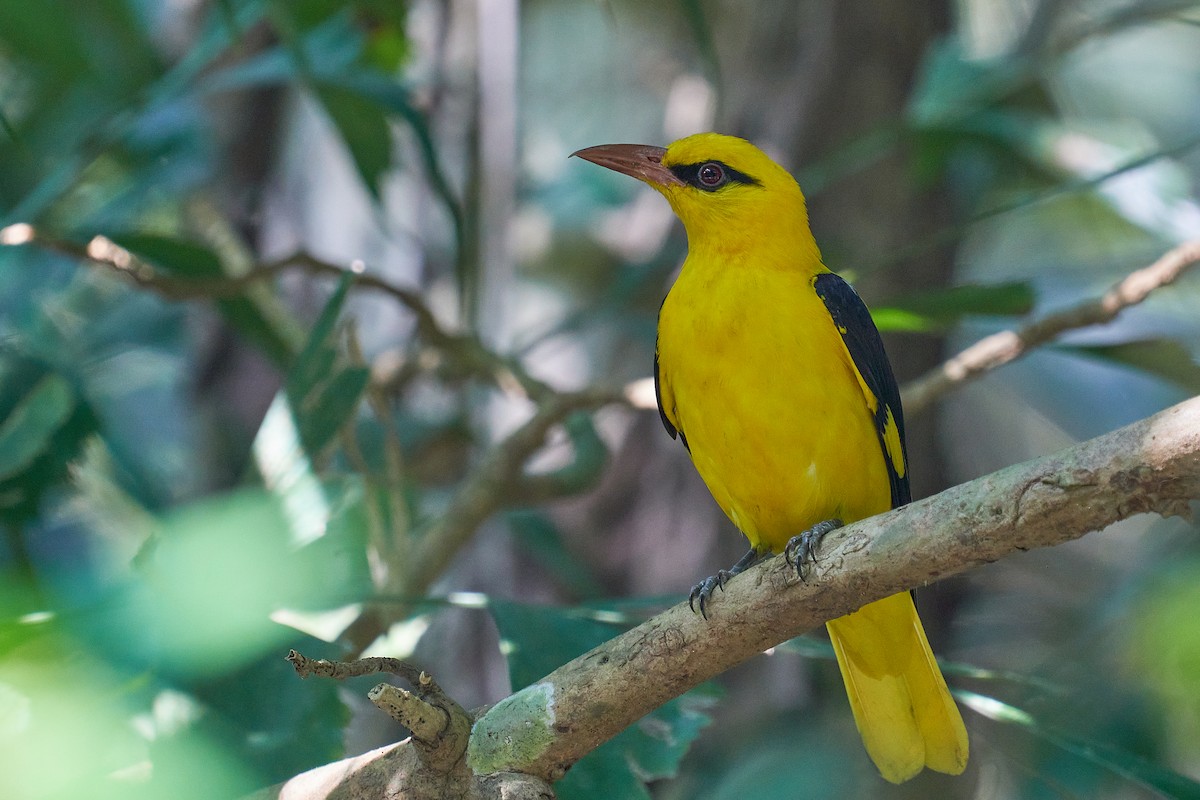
[466,682,557,774]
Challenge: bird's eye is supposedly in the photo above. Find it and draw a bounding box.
[697,162,726,188]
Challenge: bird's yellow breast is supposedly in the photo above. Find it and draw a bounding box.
[656,258,891,552]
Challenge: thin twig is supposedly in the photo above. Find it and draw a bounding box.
[286,649,473,775]
[902,239,1200,414]
[368,684,448,744]
[345,326,412,566]
[340,385,625,652]
[286,649,429,687]
[0,225,555,401]
[405,387,624,593]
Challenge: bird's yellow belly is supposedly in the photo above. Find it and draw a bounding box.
[658,267,891,553]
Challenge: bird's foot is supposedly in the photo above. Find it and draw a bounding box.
[784,518,844,582]
[688,548,762,620]
[688,571,731,620]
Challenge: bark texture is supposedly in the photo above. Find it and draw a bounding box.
[258,395,1200,798]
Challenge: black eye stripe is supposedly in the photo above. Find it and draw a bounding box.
[668,161,761,192]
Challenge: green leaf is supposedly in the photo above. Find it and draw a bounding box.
[314,84,392,200]
[288,343,339,410]
[506,511,604,599]
[109,233,294,365]
[213,0,243,34]
[700,718,860,800]
[892,280,1035,317]
[0,373,75,481]
[958,690,1200,799]
[873,281,1035,332]
[283,271,370,452]
[0,0,161,92]
[188,636,348,783]
[251,394,330,549]
[103,489,313,677]
[106,232,224,277]
[277,0,348,31]
[1061,339,1200,393]
[0,638,259,800]
[321,71,465,284]
[252,395,374,584]
[0,0,90,84]
[490,601,626,692]
[870,307,938,333]
[908,39,1029,130]
[780,636,1066,694]
[198,11,363,93]
[546,413,609,495]
[556,687,718,800]
[362,25,410,74]
[677,0,721,86]
[0,104,17,141]
[296,476,373,606]
[488,601,718,799]
[254,277,372,560]
[298,365,370,453]
[1130,560,1200,775]
[286,270,355,398]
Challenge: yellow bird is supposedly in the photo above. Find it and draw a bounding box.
[574,132,968,783]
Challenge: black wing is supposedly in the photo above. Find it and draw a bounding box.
[813,272,910,508]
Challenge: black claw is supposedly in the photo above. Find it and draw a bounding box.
[784,518,844,582]
[688,548,763,620]
[689,573,726,619]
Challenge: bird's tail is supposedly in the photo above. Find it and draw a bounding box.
[825,591,969,783]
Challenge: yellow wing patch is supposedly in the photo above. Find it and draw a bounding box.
[840,347,879,414]
[839,349,905,478]
[812,271,910,508]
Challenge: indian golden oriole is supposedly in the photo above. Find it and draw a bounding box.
[574,132,968,783]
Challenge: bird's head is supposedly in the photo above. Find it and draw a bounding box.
[573,132,817,260]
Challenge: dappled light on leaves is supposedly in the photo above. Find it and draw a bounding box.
[1,1,1200,798]
[123,491,309,677]
[0,645,256,800]
[254,393,334,548]
[1128,562,1200,771]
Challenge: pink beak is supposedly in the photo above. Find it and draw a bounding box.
[571,143,684,187]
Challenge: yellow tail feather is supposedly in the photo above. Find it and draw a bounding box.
[826,592,968,783]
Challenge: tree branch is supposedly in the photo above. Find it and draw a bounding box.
[267,395,1200,797]
[285,651,473,776]
[340,386,622,652]
[902,239,1200,414]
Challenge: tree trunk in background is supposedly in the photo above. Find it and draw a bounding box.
[187,8,288,492]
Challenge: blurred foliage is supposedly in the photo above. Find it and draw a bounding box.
[1,1,1200,799]
[873,280,1036,332]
